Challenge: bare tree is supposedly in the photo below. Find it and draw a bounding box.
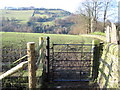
[79,0,103,33]
[78,0,115,33]
[102,0,111,32]
[82,0,92,33]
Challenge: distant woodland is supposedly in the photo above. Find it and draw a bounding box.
[1,1,119,35]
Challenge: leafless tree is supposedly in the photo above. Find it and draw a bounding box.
[102,0,111,32]
[79,0,103,33]
[78,0,113,33]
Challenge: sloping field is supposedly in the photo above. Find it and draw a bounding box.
[1,32,95,89]
[1,9,70,25]
[1,10,34,23]
[1,32,93,49]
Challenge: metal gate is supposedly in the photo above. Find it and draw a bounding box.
[49,43,96,82]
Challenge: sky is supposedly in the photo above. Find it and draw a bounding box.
[0,0,119,22]
[0,0,85,13]
[117,0,120,2]
[0,0,119,13]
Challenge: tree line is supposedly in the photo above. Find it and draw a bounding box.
[77,0,118,33]
[2,0,119,34]
[1,17,74,34]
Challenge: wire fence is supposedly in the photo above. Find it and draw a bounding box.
[1,37,45,89]
[2,48,27,72]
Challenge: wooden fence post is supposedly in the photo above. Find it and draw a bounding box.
[27,42,36,89]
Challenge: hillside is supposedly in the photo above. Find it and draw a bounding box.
[1,10,34,23]
[1,9,71,24]
[1,8,75,34]
[1,8,104,34]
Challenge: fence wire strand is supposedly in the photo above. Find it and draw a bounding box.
[1,37,45,89]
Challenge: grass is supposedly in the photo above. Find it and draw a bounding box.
[90,32,105,36]
[1,10,34,23]
[34,14,49,18]
[1,32,94,75]
[48,10,64,13]
[1,32,93,49]
[1,32,94,88]
[1,9,68,25]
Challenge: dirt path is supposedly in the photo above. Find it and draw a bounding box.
[42,81,100,89]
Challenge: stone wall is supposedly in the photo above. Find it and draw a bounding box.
[97,43,120,88]
[82,33,120,88]
[105,23,119,44]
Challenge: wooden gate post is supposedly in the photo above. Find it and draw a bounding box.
[27,42,36,89]
[92,40,100,80]
[39,37,44,63]
[46,37,50,81]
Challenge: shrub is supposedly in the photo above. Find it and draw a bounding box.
[90,32,105,36]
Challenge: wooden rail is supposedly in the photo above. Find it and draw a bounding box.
[0,37,44,89]
[0,61,28,80]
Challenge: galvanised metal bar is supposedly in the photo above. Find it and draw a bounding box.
[50,43,94,81]
[53,44,93,46]
[54,52,93,53]
[52,66,93,67]
[53,79,91,82]
[54,69,91,72]
[52,43,55,81]
[53,60,92,61]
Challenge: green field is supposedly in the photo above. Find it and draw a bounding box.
[1,32,94,76]
[1,32,94,88]
[1,32,93,49]
[1,10,34,23]
[1,9,70,25]
[34,14,49,18]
